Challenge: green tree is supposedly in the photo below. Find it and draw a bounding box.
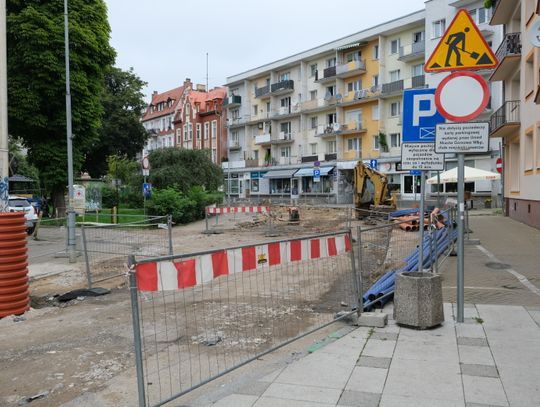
[149,148,223,193]
[7,0,115,211]
[84,67,148,177]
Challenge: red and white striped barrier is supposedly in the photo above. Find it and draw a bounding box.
[136,234,352,292]
[206,206,269,215]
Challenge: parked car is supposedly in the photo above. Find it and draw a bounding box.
[8,195,38,234]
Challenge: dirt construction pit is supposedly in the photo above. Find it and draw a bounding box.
[0,205,383,406]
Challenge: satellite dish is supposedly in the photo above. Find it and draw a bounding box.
[336,93,343,102]
[332,122,341,132]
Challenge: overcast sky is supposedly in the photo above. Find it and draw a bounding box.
[106,0,427,101]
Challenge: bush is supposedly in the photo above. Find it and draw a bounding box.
[101,185,117,208]
[146,187,223,224]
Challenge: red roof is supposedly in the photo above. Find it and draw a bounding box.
[187,87,227,113]
[142,86,184,121]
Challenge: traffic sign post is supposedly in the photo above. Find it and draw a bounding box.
[313,168,321,183]
[402,88,446,142]
[401,142,444,171]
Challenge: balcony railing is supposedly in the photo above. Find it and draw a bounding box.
[315,66,336,82]
[490,100,520,135]
[228,140,241,150]
[342,150,362,161]
[411,75,425,88]
[271,132,294,144]
[336,59,366,77]
[255,133,271,144]
[255,84,270,98]
[270,79,294,94]
[301,155,318,163]
[324,153,337,161]
[381,79,404,95]
[223,95,241,107]
[495,33,521,62]
[398,41,425,60]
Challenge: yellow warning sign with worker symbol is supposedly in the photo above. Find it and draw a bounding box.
[425,9,498,72]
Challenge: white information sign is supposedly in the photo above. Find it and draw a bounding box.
[73,184,86,215]
[401,142,444,171]
[435,122,489,153]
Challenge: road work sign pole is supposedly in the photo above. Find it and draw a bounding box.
[456,154,465,322]
[418,171,425,273]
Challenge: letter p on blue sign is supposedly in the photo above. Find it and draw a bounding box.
[402,88,445,143]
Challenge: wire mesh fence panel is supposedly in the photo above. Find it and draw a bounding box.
[28,217,74,260]
[129,231,358,407]
[82,216,171,287]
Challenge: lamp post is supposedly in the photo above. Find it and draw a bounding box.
[0,0,9,212]
[64,0,76,262]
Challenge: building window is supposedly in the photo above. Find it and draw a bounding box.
[280,122,291,136]
[412,63,424,77]
[327,113,337,125]
[212,148,217,163]
[204,122,209,140]
[176,128,182,144]
[211,120,217,138]
[188,123,193,140]
[469,7,491,24]
[526,53,534,97]
[183,125,188,141]
[346,50,361,62]
[372,105,380,121]
[373,44,379,60]
[310,90,317,100]
[347,137,361,151]
[432,19,446,39]
[525,129,534,170]
[310,116,318,129]
[390,102,401,117]
[280,146,291,157]
[231,108,240,120]
[326,85,336,97]
[326,57,336,68]
[231,130,239,143]
[279,72,290,82]
[372,75,379,87]
[310,64,317,77]
[390,133,401,148]
[373,135,380,150]
[390,39,400,54]
[413,31,424,43]
[389,69,401,82]
[327,140,337,154]
[310,143,317,155]
[253,105,258,116]
[347,80,362,93]
[196,123,201,140]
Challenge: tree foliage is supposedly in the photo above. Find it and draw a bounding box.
[149,148,223,193]
[7,0,115,204]
[84,67,148,177]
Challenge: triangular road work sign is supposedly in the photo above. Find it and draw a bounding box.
[425,9,498,72]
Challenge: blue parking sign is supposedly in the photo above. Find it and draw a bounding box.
[402,89,445,142]
[313,168,321,182]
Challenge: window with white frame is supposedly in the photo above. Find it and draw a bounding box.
[310,90,317,100]
[345,109,363,128]
[279,72,290,82]
[390,101,401,117]
[390,39,400,54]
[310,116,318,129]
[188,123,193,140]
[432,19,446,38]
[347,80,362,93]
[185,104,190,117]
[372,75,379,87]
[280,122,291,136]
[183,124,188,141]
[327,113,337,125]
[372,105,380,121]
[413,31,424,43]
[326,85,336,97]
[412,63,424,77]
[373,135,380,150]
[373,44,379,60]
[390,133,400,148]
[211,120,217,138]
[310,143,317,155]
[469,7,491,25]
[196,123,201,140]
[326,57,336,67]
[204,122,209,140]
[176,128,182,144]
[346,50,361,62]
[231,108,240,119]
[310,64,317,77]
[280,146,291,157]
[231,130,239,143]
[347,137,361,151]
[212,148,217,163]
[327,140,337,154]
[253,105,258,116]
[389,69,401,82]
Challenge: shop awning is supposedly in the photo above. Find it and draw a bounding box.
[293,166,334,177]
[262,169,298,179]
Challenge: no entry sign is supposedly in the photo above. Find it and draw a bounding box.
[435,71,490,122]
[496,157,503,173]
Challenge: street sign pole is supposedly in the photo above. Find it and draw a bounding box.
[457,153,465,322]
[418,170,426,273]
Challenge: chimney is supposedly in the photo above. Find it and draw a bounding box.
[196,84,206,92]
[152,90,158,98]
[184,78,192,89]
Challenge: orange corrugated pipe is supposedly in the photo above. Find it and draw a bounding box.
[0,213,30,317]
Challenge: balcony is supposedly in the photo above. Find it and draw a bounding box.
[228,140,241,150]
[245,159,259,168]
[340,87,380,105]
[490,0,515,25]
[301,98,335,111]
[270,132,294,145]
[315,66,337,83]
[273,104,300,118]
[411,75,426,88]
[490,100,520,138]
[342,121,367,134]
[222,160,246,169]
[381,80,404,97]
[398,42,425,62]
[255,84,270,98]
[325,153,337,161]
[271,80,294,95]
[223,95,241,108]
[316,124,340,137]
[227,117,247,128]
[254,133,271,145]
[336,59,366,78]
[490,33,521,82]
[301,155,318,163]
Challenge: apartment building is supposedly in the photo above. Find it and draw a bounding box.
[224,11,427,203]
[425,0,504,206]
[141,79,228,165]
[488,0,540,228]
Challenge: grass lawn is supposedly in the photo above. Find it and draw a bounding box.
[77,208,147,224]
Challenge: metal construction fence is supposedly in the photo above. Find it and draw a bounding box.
[203,205,272,234]
[128,230,359,407]
[82,215,172,288]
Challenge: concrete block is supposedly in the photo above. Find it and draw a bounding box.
[393,272,444,329]
[357,312,387,328]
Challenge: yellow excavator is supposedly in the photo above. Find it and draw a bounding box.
[353,161,396,215]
